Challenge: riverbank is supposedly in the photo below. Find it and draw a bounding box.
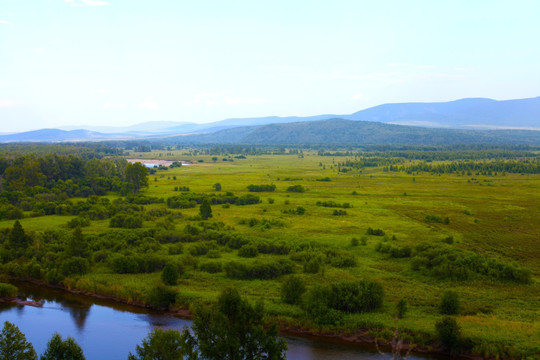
[1,278,473,360]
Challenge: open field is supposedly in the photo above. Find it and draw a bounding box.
[1,149,539,358]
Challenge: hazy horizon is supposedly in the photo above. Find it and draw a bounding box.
[1,0,539,132]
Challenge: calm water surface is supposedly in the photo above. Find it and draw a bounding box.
[0,282,437,360]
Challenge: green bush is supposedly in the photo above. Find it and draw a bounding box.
[303,257,322,274]
[238,245,258,258]
[224,259,293,280]
[161,263,179,286]
[302,285,343,326]
[327,280,384,313]
[286,185,306,193]
[280,276,306,305]
[440,290,460,315]
[0,283,17,297]
[396,298,408,319]
[146,284,177,310]
[436,316,461,353]
[59,257,90,277]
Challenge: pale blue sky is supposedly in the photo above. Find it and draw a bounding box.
[1,0,539,132]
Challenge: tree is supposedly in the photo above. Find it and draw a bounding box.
[132,288,286,360]
[128,329,185,360]
[9,220,31,255]
[124,162,149,194]
[213,183,221,191]
[41,333,85,360]
[187,287,286,360]
[65,227,90,259]
[199,199,212,220]
[435,316,461,353]
[0,321,37,360]
[280,275,306,305]
[439,290,460,315]
[161,263,179,286]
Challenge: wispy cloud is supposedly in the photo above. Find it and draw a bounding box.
[0,100,26,108]
[137,97,160,110]
[183,90,267,106]
[65,0,109,7]
[0,20,12,25]
[103,103,125,110]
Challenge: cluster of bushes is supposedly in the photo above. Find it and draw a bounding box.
[366,227,385,236]
[173,186,190,192]
[109,254,168,274]
[290,248,356,269]
[224,259,294,280]
[315,201,351,208]
[247,184,276,192]
[238,218,285,229]
[303,280,384,325]
[375,242,412,258]
[332,209,347,216]
[286,185,306,193]
[167,193,261,208]
[315,177,331,182]
[425,214,450,224]
[109,214,144,228]
[411,243,531,283]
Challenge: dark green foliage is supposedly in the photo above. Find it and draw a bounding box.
[247,184,276,192]
[286,184,305,192]
[199,261,223,273]
[281,276,306,305]
[0,321,37,360]
[0,283,17,297]
[109,214,143,228]
[332,209,347,216]
[238,245,258,258]
[41,333,85,360]
[65,227,90,258]
[440,291,460,315]
[396,298,408,319]
[224,259,293,280]
[375,243,412,258]
[350,238,359,246]
[66,217,90,228]
[168,243,183,255]
[184,287,286,360]
[316,201,350,208]
[128,328,185,360]
[443,236,454,244]
[366,227,385,236]
[109,254,167,274]
[425,214,444,223]
[327,280,384,313]
[303,257,322,274]
[213,183,221,191]
[60,257,90,277]
[436,316,462,354]
[146,284,177,310]
[161,263,179,286]
[302,285,343,326]
[199,199,213,220]
[325,249,356,268]
[316,177,331,182]
[124,162,149,193]
[9,220,32,255]
[412,242,531,283]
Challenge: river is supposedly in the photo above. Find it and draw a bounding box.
[0,282,438,360]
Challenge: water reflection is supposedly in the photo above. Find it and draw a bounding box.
[1,282,439,360]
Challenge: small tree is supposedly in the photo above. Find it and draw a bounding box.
[128,328,185,360]
[396,298,408,319]
[124,162,149,194]
[161,263,179,286]
[0,321,37,360]
[199,199,212,220]
[435,316,461,353]
[9,220,31,255]
[66,227,90,259]
[213,183,222,191]
[439,290,460,315]
[281,275,306,305]
[41,333,85,360]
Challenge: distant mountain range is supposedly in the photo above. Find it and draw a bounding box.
[1,97,539,143]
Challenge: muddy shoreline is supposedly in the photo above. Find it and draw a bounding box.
[3,278,475,360]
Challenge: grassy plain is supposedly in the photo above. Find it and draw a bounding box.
[2,150,539,357]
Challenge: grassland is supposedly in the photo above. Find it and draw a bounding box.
[1,149,539,358]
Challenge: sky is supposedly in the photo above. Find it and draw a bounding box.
[1,0,539,133]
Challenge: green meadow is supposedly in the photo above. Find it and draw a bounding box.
[1,149,539,358]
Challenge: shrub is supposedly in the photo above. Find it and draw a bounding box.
[224,259,293,280]
[168,243,184,255]
[332,209,347,216]
[303,257,322,274]
[440,291,460,315]
[280,276,306,305]
[109,214,143,228]
[199,261,223,273]
[238,245,258,258]
[436,316,461,353]
[366,227,385,236]
[0,283,17,297]
[350,238,359,246]
[59,257,90,277]
[146,284,177,310]
[66,217,90,228]
[287,185,305,193]
[247,184,276,192]
[396,298,408,319]
[327,280,384,313]
[302,285,343,326]
[161,263,179,286]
